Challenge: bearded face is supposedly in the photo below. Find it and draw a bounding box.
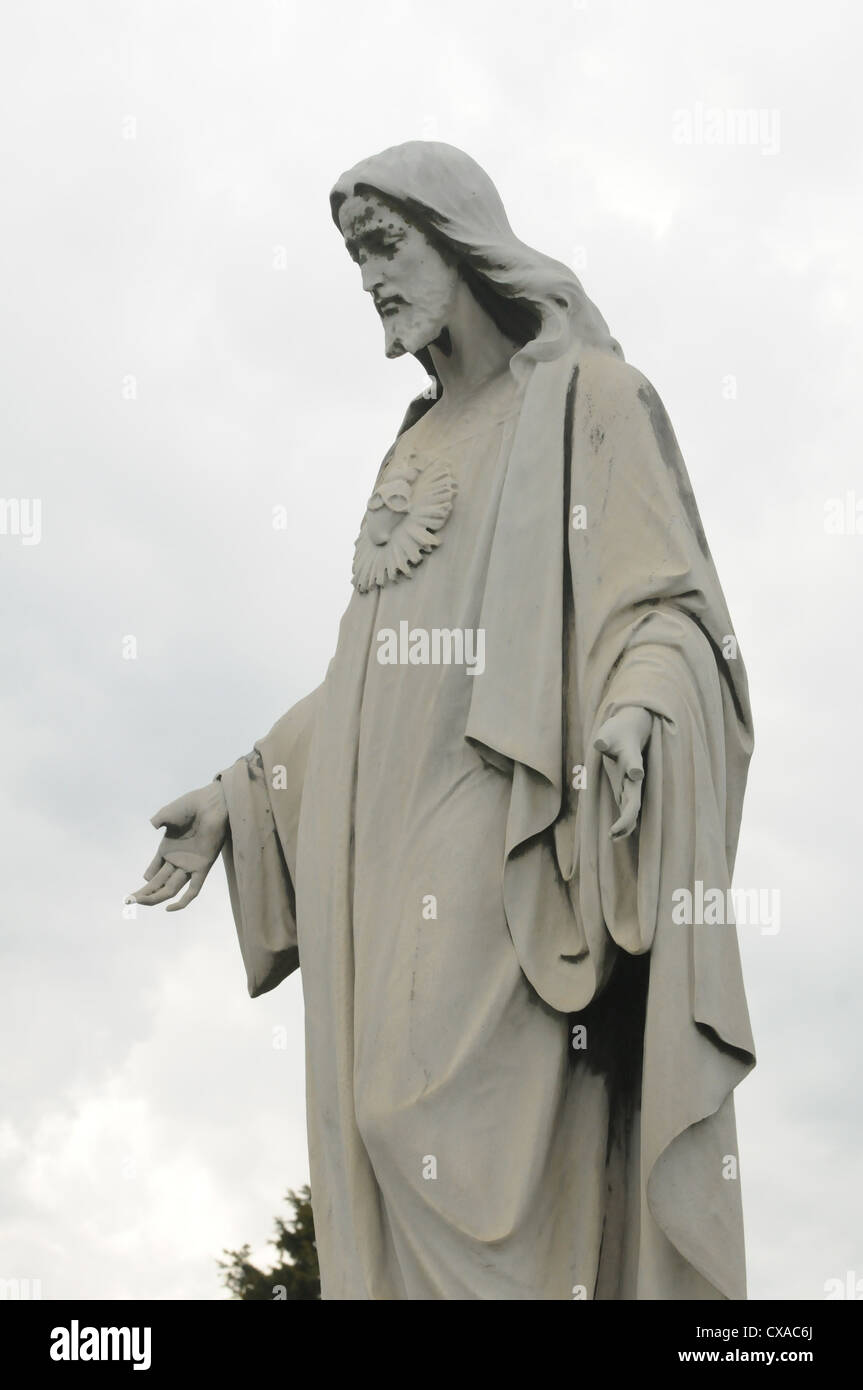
[338,192,459,359]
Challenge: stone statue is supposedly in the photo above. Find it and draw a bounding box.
[129,142,755,1301]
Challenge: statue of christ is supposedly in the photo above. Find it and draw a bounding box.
[130,142,755,1301]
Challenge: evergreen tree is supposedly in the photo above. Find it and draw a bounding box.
[218,1186,320,1300]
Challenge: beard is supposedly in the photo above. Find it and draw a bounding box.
[381,286,453,359]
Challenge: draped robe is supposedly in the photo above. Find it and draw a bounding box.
[219,341,755,1300]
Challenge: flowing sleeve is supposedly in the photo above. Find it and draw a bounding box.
[218,685,321,998]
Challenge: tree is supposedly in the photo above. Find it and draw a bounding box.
[218,1186,320,1300]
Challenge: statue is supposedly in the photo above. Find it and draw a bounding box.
[129,142,755,1301]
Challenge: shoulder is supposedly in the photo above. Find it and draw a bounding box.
[572,345,656,415]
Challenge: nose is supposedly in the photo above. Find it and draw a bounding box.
[360,258,385,296]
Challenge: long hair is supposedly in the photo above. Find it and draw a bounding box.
[330,141,623,376]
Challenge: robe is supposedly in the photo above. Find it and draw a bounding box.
[219,341,756,1300]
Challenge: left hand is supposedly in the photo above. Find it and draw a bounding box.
[593,706,653,841]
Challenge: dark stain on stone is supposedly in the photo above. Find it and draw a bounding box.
[568,949,648,1151]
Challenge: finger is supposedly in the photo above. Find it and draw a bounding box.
[610,776,644,840]
[135,862,173,897]
[136,867,189,905]
[618,739,645,784]
[143,851,164,882]
[132,865,186,904]
[126,880,170,907]
[126,882,165,906]
[165,872,205,913]
[594,729,619,757]
[600,750,626,808]
[594,708,627,754]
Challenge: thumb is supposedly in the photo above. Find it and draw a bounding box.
[149,798,191,832]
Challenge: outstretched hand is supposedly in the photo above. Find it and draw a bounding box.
[593,706,653,841]
[127,782,228,912]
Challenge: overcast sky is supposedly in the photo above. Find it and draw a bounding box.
[1,0,861,1300]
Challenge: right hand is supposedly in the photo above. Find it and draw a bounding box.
[127,782,228,912]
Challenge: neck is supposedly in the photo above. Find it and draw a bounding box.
[426,280,517,405]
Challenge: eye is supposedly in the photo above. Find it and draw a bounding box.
[370,230,403,257]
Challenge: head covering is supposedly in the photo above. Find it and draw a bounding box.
[330,141,622,367]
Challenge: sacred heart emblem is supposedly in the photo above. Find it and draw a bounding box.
[352,457,457,592]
